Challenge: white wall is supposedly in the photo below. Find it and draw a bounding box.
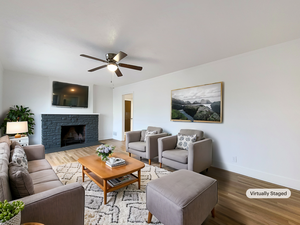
[2,70,95,144]
[0,62,4,135]
[113,38,300,190]
[93,85,113,140]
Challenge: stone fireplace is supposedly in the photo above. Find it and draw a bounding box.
[41,114,99,153]
[61,125,86,147]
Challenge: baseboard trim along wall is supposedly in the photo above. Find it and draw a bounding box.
[212,160,300,191]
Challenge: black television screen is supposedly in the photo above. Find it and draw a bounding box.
[52,81,89,108]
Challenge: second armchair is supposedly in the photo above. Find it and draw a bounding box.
[158,129,212,173]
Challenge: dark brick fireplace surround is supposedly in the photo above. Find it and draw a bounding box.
[41,114,99,153]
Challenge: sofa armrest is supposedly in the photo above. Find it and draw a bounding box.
[158,135,177,163]
[18,182,85,225]
[23,145,45,161]
[188,138,212,173]
[126,131,142,152]
[146,133,168,159]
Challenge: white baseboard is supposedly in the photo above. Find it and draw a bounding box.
[99,136,113,141]
[212,161,300,191]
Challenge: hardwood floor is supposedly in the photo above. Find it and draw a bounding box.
[46,139,300,225]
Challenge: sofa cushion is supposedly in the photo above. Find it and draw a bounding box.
[34,180,63,194]
[176,133,197,150]
[30,169,60,185]
[28,159,52,173]
[179,129,204,141]
[10,141,22,151]
[144,130,157,142]
[140,130,146,142]
[128,142,146,152]
[0,143,10,161]
[0,143,12,202]
[11,145,28,170]
[9,163,34,199]
[0,135,11,149]
[147,126,163,134]
[162,150,188,164]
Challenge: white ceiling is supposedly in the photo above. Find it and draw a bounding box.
[1,0,300,87]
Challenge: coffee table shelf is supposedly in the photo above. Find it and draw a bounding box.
[78,152,145,204]
[83,168,139,192]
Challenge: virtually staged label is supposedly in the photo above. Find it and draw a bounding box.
[246,189,291,199]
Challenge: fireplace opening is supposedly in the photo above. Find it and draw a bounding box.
[61,125,86,147]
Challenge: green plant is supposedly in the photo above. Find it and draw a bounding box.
[0,105,35,135]
[171,109,188,120]
[0,200,24,223]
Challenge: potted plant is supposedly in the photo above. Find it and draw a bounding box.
[96,144,115,161]
[0,105,35,136]
[0,200,25,225]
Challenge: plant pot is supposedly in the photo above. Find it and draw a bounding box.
[0,211,21,225]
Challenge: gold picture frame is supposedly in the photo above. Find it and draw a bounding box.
[171,82,223,123]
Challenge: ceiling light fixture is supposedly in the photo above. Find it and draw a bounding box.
[107,63,118,72]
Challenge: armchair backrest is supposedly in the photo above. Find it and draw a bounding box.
[147,126,163,134]
[179,129,204,141]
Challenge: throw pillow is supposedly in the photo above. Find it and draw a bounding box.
[11,141,22,150]
[0,135,11,149]
[140,130,146,142]
[144,130,157,142]
[11,145,28,170]
[176,133,197,150]
[9,163,34,198]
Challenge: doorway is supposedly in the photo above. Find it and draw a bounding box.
[125,100,131,132]
[122,93,133,141]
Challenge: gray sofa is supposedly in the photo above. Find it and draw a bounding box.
[0,142,85,225]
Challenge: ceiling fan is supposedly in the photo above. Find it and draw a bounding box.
[80,51,142,77]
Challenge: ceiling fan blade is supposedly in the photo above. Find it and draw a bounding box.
[115,68,123,77]
[80,54,107,63]
[113,51,127,62]
[119,63,143,71]
[88,65,107,72]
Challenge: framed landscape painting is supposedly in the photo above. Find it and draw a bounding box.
[171,82,223,123]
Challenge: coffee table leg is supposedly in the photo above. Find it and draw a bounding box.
[82,165,85,182]
[138,169,141,189]
[103,179,107,204]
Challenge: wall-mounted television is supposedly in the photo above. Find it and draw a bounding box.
[52,81,89,108]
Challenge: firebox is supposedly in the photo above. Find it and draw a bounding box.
[61,125,86,147]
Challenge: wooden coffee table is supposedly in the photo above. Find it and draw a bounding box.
[78,152,145,204]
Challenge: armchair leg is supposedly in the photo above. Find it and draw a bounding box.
[147,212,153,223]
[129,153,131,157]
[159,163,162,168]
[148,159,151,165]
[211,208,215,218]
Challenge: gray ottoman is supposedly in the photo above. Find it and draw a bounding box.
[146,169,218,225]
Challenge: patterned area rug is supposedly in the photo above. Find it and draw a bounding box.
[53,162,170,225]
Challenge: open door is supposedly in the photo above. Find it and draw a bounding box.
[122,93,133,141]
[125,100,131,132]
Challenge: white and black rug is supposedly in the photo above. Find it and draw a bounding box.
[53,162,170,225]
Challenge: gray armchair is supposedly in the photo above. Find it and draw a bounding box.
[126,126,168,165]
[158,129,212,173]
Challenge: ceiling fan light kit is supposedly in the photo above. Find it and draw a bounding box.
[107,63,118,72]
[80,51,143,77]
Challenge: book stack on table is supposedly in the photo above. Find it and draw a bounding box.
[106,158,126,168]
[108,174,136,187]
